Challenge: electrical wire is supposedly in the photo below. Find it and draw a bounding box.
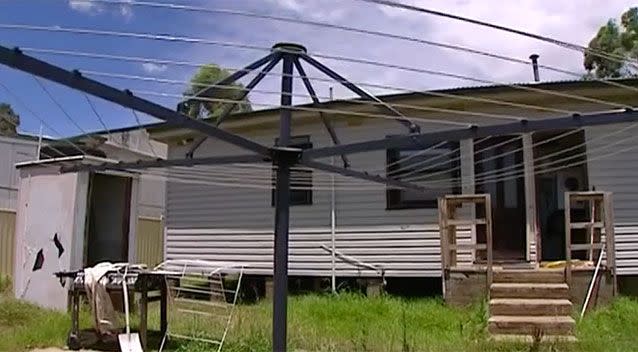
[354,0,638,67]
[68,0,638,95]
[1,25,631,109]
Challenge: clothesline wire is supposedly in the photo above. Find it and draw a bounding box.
[0,79,86,157]
[156,123,636,191]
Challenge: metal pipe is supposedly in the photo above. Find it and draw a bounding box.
[329,86,337,294]
[272,48,295,352]
[36,123,43,160]
[0,45,270,156]
[293,58,349,168]
[530,54,540,82]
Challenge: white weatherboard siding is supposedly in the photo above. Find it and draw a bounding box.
[586,123,638,275]
[0,137,37,210]
[164,119,471,277]
[166,226,472,277]
[165,119,454,229]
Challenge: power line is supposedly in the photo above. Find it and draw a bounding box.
[354,0,638,67]
[72,0,638,95]
[2,25,631,109]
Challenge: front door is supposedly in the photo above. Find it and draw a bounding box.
[475,136,527,262]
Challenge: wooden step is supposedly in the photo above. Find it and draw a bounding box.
[490,298,572,316]
[490,283,569,299]
[490,334,577,343]
[493,269,565,283]
[488,315,575,335]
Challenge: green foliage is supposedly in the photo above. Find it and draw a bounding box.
[182,64,252,121]
[0,102,20,136]
[584,7,638,78]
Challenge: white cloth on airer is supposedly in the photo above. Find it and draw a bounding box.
[83,262,119,335]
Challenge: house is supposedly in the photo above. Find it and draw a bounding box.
[8,127,167,309]
[148,77,638,299]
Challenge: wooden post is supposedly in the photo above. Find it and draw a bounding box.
[485,194,493,291]
[160,277,168,337]
[438,197,449,272]
[564,192,572,288]
[139,278,148,351]
[438,197,449,299]
[522,133,538,263]
[604,192,617,296]
[71,289,80,336]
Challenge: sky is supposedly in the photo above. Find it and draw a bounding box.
[0,0,635,138]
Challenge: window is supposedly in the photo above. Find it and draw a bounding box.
[386,141,461,209]
[272,135,313,206]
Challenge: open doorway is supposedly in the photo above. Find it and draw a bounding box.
[534,130,589,261]
[475,136,527,262]
[84,173,133,266]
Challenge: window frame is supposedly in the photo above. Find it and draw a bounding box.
[271,135,313,207]
[386,141,461,210]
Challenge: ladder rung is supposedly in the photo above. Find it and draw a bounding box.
[449,244,487,250]
[570,222,604,229]
[570,243,604,251]
[446,219,486,226]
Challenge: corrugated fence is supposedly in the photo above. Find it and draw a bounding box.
[136,216,164,268]
[0,209,15,278]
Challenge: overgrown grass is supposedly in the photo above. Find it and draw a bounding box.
[1,289,637,352]
[0,295,91,351]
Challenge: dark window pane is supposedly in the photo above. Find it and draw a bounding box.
[272,136,313,206]
[386,142,461,209]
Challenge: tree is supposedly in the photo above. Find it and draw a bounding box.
[181,64,252,121]
[0,103,20,136]
[584,7,638,78]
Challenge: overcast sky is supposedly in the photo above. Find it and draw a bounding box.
[0,0,635,137]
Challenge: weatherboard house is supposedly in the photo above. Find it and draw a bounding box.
[149,77,638,303]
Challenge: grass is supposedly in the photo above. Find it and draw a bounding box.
[1,283,637,352]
